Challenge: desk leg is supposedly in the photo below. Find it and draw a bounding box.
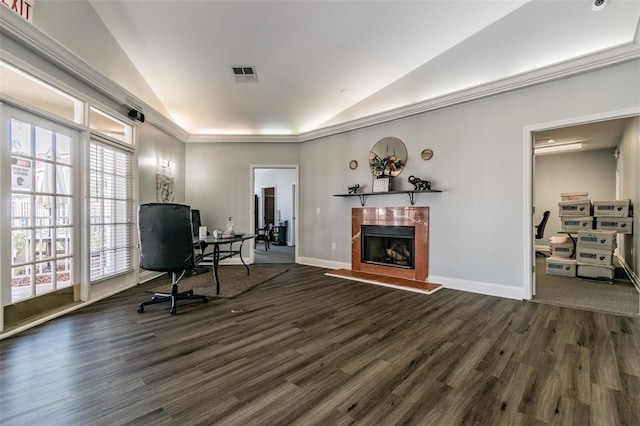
[213,244,221,294]
[238,240,249,276]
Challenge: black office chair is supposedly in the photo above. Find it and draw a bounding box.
[535,210,550,257]
[255,223,272,251]
[137,203,208,314]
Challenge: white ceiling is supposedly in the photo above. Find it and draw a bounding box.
[85,0,640,139]
[534,117,633,155]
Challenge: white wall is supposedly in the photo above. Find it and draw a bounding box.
[534,148,617,242]
[254,168,296,244]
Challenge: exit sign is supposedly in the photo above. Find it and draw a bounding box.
[2,0,34,22]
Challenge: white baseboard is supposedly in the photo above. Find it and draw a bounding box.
[298,257,350,270]
[423,275,526,300]
[299,257,526,300]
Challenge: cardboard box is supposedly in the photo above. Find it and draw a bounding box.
[561,192,588,201]
[558,200,591,216]
[575,247,613,266]
[550,240,573,258]
[545,257,576,277]
[596,217,633,235]
[561,217,594,232]
[593,200,631,217]
[576,230,617,250]
[577,264,615,281]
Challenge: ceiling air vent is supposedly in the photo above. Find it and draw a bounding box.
[232,66,258,83]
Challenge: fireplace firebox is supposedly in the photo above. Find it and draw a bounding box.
[361,225,415,269]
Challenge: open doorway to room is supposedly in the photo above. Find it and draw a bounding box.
[251,166,298,264]
[529,114,639,316]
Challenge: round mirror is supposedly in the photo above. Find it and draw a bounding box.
[369,137,407,178]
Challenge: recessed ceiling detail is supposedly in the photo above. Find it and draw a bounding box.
[232,66,258,83]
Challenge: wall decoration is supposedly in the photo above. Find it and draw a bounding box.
[408,175,431,191]
[348,184,360,194]
[369,137,407,177]
[421,148,433,160]
[349,160,358,170]
[156,173,174,203]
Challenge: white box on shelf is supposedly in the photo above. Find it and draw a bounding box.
[577,264,615,281]
[545,257,576,277]
[558,200,591,216]
[596,217,633,235]
[561,192,588,201]
[575,247,613,266]
[576,230,617,250]
[593,200,631,217]
[561,217,594,232]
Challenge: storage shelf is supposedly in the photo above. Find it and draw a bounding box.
[333,189,442,206]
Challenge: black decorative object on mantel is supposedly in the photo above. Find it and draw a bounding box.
[348,184,360,194]
[408,175,431,191]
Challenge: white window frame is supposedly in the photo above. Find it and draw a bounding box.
[88,133,136,284]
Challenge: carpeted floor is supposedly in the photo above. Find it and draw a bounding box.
[146,265,288,298]
[533,257,639,317]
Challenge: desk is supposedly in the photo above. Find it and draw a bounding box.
[198,234,256,294]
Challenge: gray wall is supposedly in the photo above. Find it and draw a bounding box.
[137,123,186,205]
[185,143,300,257]
[184,59,639,299]
[617,117,640,273]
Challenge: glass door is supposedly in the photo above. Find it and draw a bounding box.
[2,105,79,304]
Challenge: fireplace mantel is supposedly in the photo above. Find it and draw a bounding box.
[334,189,441,206]
[352,207,429,282]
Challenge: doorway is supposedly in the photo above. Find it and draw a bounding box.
[528,112,640,316]
[251,166,299,264]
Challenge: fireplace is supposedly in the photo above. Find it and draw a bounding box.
[352,207,429,281]
[361,225,415,269]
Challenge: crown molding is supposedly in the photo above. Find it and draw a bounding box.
[299,40,640,143]
[187,134,299,143]
[0,11,189,142]
[2,10,639,145]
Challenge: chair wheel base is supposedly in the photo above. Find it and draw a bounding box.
[137,288,208,314]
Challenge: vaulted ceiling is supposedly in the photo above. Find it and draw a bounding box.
[80,0,639,140]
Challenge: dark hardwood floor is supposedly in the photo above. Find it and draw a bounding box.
[1,264,639,425]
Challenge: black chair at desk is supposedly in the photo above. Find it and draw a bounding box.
[137,203,208,314]
[535,210,550,257]
[255,223,272,251]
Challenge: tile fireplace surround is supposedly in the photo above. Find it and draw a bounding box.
[352,206,429,281]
